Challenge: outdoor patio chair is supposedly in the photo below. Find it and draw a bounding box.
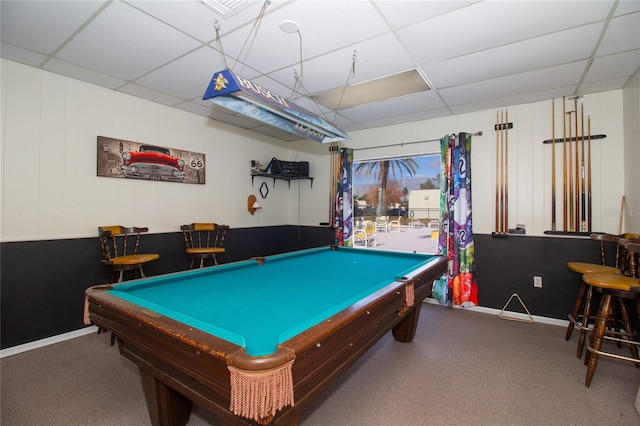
[375,216,389,233]
[354,221,376,247]
[389,216,402,231]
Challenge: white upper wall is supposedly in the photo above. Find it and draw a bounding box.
[1,59,633,241]
[622,68,640,232]
[0,59,330,242]
[344,91,626,236]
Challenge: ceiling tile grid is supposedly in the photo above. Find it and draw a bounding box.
[1,0,638,140]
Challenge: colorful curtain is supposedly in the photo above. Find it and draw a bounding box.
[334,148,354,246]
[433,133,478,307]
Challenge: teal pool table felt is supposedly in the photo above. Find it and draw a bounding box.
[109,247,437,356]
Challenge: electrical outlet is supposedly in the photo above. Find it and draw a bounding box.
[533,276,543,288]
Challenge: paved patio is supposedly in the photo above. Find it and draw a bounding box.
[356,225,439,254]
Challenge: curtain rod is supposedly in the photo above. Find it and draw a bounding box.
[351,131,483,151]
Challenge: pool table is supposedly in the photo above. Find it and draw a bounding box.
[85,246,446,425]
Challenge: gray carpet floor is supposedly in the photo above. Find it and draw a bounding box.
[2,303,639,425]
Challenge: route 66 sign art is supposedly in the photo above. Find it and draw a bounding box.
[97,136,206,185]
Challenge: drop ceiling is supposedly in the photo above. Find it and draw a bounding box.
[1,0,639,142]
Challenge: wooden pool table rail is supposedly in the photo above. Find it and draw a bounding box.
[85,253,446,425]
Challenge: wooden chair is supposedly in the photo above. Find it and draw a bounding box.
[181,223,229,268]
[354,221,376,247]
[615,234,640,277]
[583,242,640,387]
[565,233,620,358]
[98,226,159,283]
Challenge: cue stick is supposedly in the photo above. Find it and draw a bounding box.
[495,110,500,233]
[499,110,504,233]
[504,109,509,234]
[567,109,574,232]
[329,145,333,227]
[499,110,504,234]
[562,96,567,231]
[551,99,556,231]
[580,104,586,232]
[574,97,579,233]
[329,144,337,227]
[587,116,592,232]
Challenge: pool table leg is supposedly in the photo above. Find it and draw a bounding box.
[392,303,422,342]
[139,366,193,426]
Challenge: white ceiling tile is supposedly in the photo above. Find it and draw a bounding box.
[43,58,126,89]
[269,33,415,95]
[356,108,451,130]
[0,43,48,67]
[580,76,633,94]
[127,0,219,43]
[118,83,185,106]
[286,95,334,119]
[135,46,224,100]
[216,0,389,74]
[339,90,445,122]
[585,50,640,83]
[450,86,577,115]
[440,61,588,106]
[202,0,293,27]
[424,23,603,88]
[1,0,636,141]
[597,12,640,56]
[398,0,613,65]
[0,0,107,54]
[56,1,201,80]
[614,0,640,16]
[373,0,476,30]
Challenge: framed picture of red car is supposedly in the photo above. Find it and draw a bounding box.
[97,136,205,185]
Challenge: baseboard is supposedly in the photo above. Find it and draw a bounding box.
[0,326,99,359]
[423,298,569,327]
[1,303,569,358]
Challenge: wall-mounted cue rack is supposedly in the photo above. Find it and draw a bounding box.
[543,96,606,237]
[492,109,513,239]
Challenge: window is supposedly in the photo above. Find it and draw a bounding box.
[353,153,440,253]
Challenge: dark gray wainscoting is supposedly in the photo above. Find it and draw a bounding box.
[2,230,611,349]
[474,233,608,320]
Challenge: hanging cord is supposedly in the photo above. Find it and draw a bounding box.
[290,50,356,124]
[231,0,270,70]
[289,28,304,97]
[211,1,270,71]
[331,50,357,122]
[213,20,229,70]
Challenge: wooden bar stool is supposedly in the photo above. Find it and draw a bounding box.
[567,261,619,358]
[583,242,640,387]
[616,235,640,277]
[181,223,229,268]
[98,226,159,283]
[565,234,619,358]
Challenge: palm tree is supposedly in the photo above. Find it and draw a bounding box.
[355,158,419,216]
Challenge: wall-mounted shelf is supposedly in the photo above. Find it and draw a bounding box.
[251,173,314,189]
